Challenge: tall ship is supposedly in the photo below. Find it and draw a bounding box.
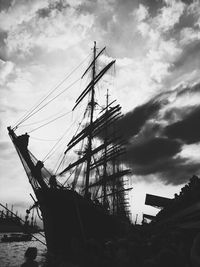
[7,42,132,259]
[0,205,23,233]
[0,204,40,233]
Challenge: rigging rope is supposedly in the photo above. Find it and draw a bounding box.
[13,53,91,128]
[27,110,72,134]
[91,155,102,199]
[63,169,76,186]
[53,100,89,173]
[54,106,88,174]
[15,78,80,128]
[42,120,76,162]
[54,153,66,175]
[62,167,76,186]
[30,136,61,142]
[18,107,68,128]
[71,139,85,190]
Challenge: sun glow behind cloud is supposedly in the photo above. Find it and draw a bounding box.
[1,0,200,222]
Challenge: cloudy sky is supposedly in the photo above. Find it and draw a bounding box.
[1,0,200,222]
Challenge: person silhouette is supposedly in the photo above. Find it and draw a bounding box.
[21,247,38,267]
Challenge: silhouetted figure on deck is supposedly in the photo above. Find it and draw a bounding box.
[34,161,44,179]
[21,247,38,267]
[49,175,57,189]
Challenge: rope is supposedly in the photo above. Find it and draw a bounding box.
[62,168,76,186]
[18,107,67,127]
[54,154,66,175]
[14,53,91,128]
[42,120,76,162]
[15,78,80,128]
[27,110,72,134]
[30,136,61,142]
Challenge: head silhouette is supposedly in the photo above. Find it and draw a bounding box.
[25,247,37,260]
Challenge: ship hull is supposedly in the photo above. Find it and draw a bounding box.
[0,225,23,233]
[36,188,127,259]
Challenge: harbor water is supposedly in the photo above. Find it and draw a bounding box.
[0,233,47,267]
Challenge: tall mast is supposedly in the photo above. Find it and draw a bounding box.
[85,41,97,197]
[103,89,109,205]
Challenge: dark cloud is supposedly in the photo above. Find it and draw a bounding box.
[122,134,200,185]
[37,7,51,18]
[140,0,164,16]
[132,156,200,185]
[172,41,200,71]
[0,0,13,11]
[98,81,200,186]
[165,106,200,144]
[116,80,200,185]
[0,31,8,61]
[53,0,69,12]
[165,43,200,89]
[177,81,200,97]
[115,101,161,139]
[170,2,196,35]
[77,0,98,15]
[37,0,70,18]
[181,0,194,4]
[158,159,200,185]
[98,100,161,142]
[163,106,195,124]
[125,137,182,165]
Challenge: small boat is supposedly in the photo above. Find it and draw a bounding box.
[1,233,32,242]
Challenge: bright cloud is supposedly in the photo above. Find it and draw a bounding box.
[4,4,94,56]
[0,60,15,85]
[135,4,149,22]
[156,0,185,31]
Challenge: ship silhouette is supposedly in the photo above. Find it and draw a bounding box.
[8,42,132,259]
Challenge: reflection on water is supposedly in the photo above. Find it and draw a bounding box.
[0,233,47,267]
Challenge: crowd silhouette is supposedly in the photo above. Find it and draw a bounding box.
[22,175,200,267]
[41,226,200,267]
[156,175,200,222]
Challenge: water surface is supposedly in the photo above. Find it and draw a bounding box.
[0,233,46,267]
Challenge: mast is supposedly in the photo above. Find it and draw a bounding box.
[58,43,128,204]
[103,89,109,205]
[85,41,97,197]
